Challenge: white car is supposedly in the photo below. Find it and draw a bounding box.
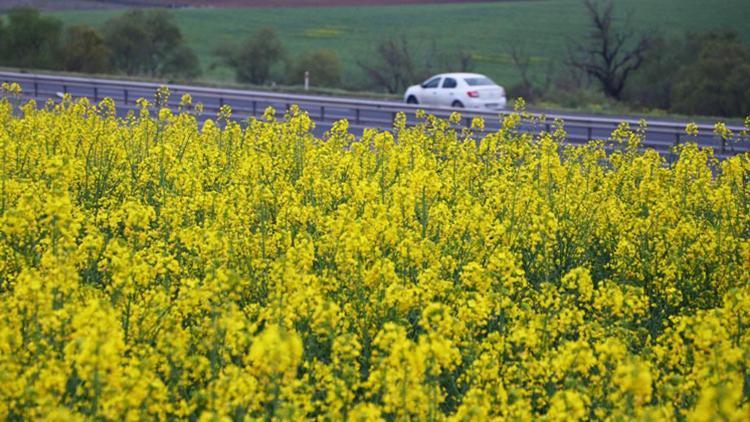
[403,73,507,110]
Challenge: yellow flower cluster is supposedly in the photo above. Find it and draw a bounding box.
[0,92,748,420]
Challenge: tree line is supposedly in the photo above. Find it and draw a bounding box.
[0,7,343,87]
[220,0,750,118]
[510,0,750,118]
[0,8,199,79]
[0,6,472,93]
[213,29,473,94]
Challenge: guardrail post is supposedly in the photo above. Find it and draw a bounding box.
[321,106,325,121]
[93,87,98,103]
[587,126,592,141]
[253,100,257,116]
[355,108,360,124]
[124,89,128,105]
[219,97,224,108]
[34,82,38,97]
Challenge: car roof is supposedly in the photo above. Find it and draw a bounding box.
[431,73,489,79]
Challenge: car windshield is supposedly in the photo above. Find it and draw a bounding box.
[422,77,441,88]
[464,77,495,86]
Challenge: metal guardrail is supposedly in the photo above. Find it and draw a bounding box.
[2,70,748,158]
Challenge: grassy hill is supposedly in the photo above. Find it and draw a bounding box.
[48,0,750,91]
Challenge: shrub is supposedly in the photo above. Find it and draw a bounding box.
[62,25,111,74]
[216,27,285,85]
[622,36,684,111]
[0,7,62,70]
[671,31,750,117]
[287,48,341,87]
[103,9,200,79]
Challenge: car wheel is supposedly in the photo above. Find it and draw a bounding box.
[406,96,419,104]
[452,100,464,108]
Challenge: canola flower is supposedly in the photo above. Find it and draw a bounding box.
[0,83,749,420]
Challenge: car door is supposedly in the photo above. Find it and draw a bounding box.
[440,77,459,107]
[420,77,442,106]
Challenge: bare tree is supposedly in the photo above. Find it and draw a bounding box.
[357,36,423,94]
[567,0,652,99]
[432,41,474,73]
[508,41,536,98]
[454,47,474,72]
[507,38,553,100]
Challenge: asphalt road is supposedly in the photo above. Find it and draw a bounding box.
[4,72,748,160]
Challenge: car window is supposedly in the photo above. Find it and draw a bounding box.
[464,77,495,86]
[442,77,457,88]
[423,77,441,89]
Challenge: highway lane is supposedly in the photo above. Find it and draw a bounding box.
[4,72,748,160]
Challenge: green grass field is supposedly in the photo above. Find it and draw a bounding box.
[49,0,750,91]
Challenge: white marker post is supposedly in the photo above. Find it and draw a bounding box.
[304,71,310,91]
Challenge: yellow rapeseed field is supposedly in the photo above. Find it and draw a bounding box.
[0,82,749,420]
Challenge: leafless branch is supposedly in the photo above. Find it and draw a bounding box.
[566,0,652,99]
